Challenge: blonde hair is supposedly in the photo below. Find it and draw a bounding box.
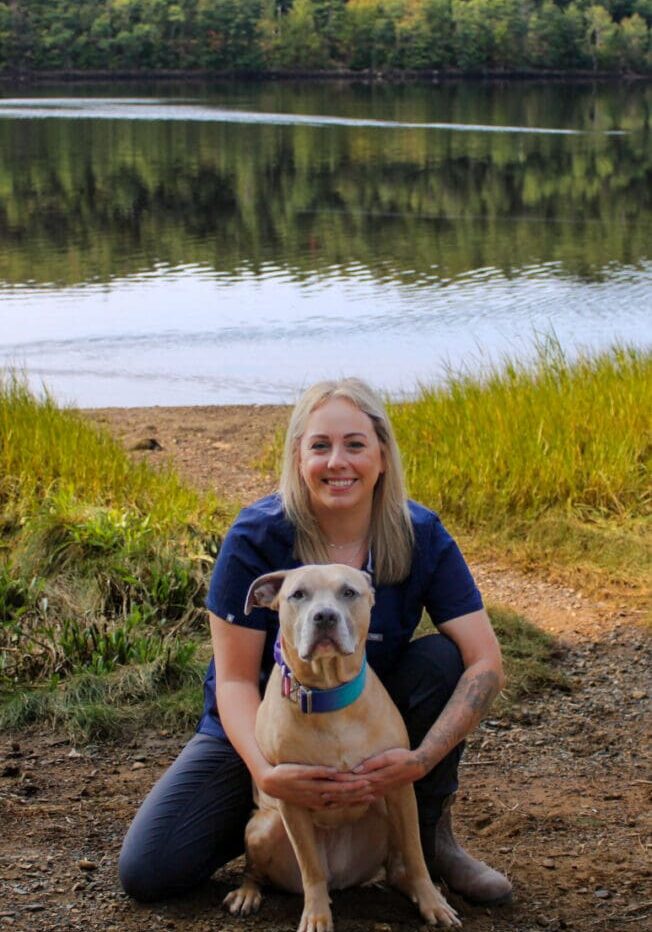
[279,378,414,585]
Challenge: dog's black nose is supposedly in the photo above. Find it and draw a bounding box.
[313,608,338,630]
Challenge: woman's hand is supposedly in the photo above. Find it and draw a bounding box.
[258,762,376,810]
[335,748,427,797]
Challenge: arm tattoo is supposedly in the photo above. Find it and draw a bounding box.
[465,669,501,714]
[415,668,501,771]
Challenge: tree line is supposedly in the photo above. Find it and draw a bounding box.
[0,1,650,76]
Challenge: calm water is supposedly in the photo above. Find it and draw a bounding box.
[0,81,650,407]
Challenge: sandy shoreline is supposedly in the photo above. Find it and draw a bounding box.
[82,403,291,504]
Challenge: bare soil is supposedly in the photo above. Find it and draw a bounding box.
[1,405,650,932]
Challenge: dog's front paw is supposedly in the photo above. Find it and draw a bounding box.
[413,879,462,928]
[224,880,262,916]
[297,900,333,932]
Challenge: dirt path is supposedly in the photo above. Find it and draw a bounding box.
[1,406,649,932]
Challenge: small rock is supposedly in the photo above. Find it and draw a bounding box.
[594,888,611,899]
[542,858,556,869]
[130,437,163,451]
[78,859,97,872]
[631,689,647,700]
[131,761,146,770]
[22,904,46,912]
[67,748,82,758]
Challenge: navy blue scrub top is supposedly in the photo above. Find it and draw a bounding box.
[198,494,483,740]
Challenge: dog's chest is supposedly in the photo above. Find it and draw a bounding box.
[266,715,371,770]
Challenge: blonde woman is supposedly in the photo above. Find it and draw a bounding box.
[119,378,512,907]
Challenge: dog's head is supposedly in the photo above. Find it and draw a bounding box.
[245,565,375,668]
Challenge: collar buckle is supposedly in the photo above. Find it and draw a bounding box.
[299,686,313,714]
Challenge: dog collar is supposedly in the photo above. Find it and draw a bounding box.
[273,639,367,714]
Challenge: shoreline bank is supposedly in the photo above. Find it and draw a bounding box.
[2,68,649,85]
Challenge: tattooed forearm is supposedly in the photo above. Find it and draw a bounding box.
[465,669,501,713]
[414,667,502,773]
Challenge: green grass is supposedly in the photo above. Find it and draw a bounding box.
[0,374,232,730]
[0,373,226,531]
[0,644,207,741]
[489,606,570,704]
[392,341,651,600]
[392,341,649,525]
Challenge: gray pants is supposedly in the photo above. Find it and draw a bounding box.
[119,633,464,901]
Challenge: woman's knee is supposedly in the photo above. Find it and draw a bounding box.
[117,733,251,901]
[385,633,464,708]
[118,837,165,902]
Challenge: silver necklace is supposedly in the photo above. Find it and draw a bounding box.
[326,536,366,550]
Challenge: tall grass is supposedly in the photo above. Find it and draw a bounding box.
[0,373,225,530]
[388,342,651,596]
[390,342,650,523]
[0,374,231,703]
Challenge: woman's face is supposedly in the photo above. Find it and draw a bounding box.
[298,397,384,519]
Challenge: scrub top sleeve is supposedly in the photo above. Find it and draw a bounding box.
[423,520,484,627]
[205,522,273,631]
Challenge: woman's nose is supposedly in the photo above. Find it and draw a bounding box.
[327,445,347,469]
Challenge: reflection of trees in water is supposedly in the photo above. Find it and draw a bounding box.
[0,84,650,286]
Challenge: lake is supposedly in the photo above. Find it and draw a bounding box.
[0,80,650,407]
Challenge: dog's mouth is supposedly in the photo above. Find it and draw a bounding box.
[304,633,352,660]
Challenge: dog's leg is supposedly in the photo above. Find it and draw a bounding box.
[224,808,298,916]
[278,801,333,932]
[385,786,461,928]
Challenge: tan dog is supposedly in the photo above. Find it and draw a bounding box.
[224,564,460,932]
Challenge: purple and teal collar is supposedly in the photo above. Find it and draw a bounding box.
[273,638,367,714]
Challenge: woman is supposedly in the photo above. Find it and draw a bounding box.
[119,378,512,907]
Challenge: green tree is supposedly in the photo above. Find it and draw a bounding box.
[617,13,649,69]
[394,0,454,69]
[451,0,494,70]
[197,0,263,70]
[342,0,399,70]
[584,3,619,67]
[275,0,327,68]
[527,0,587,67]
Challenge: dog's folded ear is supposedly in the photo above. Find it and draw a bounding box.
[244,572,288,614]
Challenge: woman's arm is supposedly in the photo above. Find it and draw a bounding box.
[210,612,374,808]
[348,609,505,791]
[210,611,270,784]
[415,608,505,771]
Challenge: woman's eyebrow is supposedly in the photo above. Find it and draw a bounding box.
[306,431,368,440]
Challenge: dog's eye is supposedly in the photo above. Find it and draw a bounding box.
[289,589,305,601]
[342,587,357,599]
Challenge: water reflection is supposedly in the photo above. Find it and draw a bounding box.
[0,82,650,406]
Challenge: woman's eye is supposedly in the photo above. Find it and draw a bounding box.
[289,589,305,601]
[310,442,329,451]
[342,587,357,599]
